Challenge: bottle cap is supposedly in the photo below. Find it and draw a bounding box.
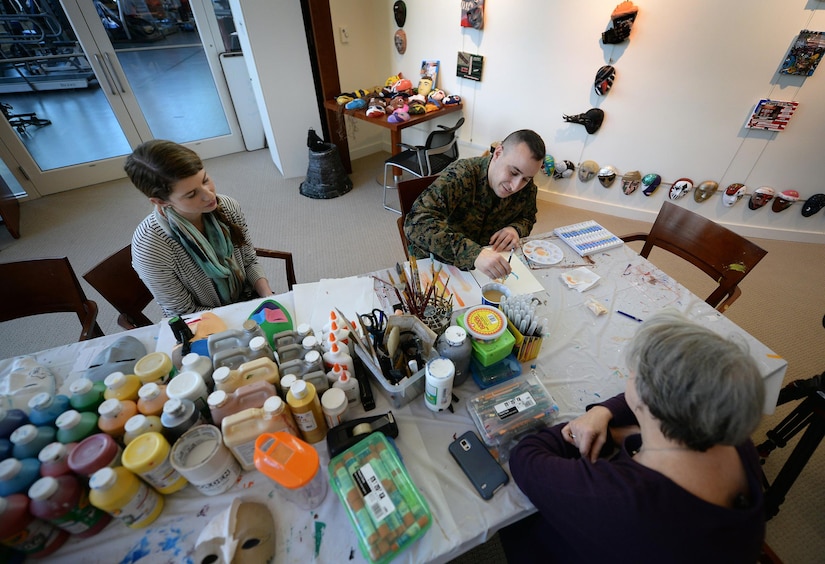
[213,366,232,383]
[28,392,52,410]
[444,326,468,347]
[138,382,161,400]
[207,390,228,408]
[98,398,123,418]
[249,336,267,351]
[167,371,202,398]
[69,378,94,395]
[39,442,68,463]
[124,414,148,434]
[28,476,59,501]
[10,424,36,445]
[56,410,81,429]
[163,398,184,415]
[104,371,127,389]
[291,380,308,399]
[263,396,284,414]
[297,323,312,337]
[181,352,201,367]
[89,467,117,490]
[280,374,297,390]
[302,335,318,350]
[243,319,259,333]
[0,458,22,479]
[305,350,321,364]
[321,387,346,410]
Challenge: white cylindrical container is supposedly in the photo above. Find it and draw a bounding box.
[321,388,348,428]
[181,353,215,391]
[169,425,240,496]
[166,371,209,417]
[424,357,455,412]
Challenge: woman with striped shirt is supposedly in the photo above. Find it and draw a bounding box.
[126,140,274,317]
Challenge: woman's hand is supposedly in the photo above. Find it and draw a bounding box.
[561,406,613,463]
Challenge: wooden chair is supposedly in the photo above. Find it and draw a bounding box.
[620,201,767,313]
[0,256,104,341]
[395,175,439,259]
[84,245,298,330]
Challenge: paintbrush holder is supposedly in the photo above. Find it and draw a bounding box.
[413,295,452,336]
[507,319,544,362]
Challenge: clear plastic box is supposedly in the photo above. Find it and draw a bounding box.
[467,370,558,462]
[328,432,432,564]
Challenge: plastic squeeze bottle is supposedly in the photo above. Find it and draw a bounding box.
[0,457,41,496]
[137,382,169,417]
[28,474,112,537]
[103,371,142,402]
[55,409,98,443]
[10,424,56,460]
[97,398,138,442]
[27,393,70,427]
[285,380,327,444]
[68,378,107,413]
[38,442,75,477]
[88,466,164,528]
[0,494,68,557]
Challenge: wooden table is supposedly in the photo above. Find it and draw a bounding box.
[323,99,463,173]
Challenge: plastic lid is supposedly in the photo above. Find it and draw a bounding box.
[297,323,312,336]
[124,414,148,434]
[213,366,232,383]
[56,410,81,429]
[444,326,468,346]
[0,458,22,478]
[68,433,119,476]
[305,350,321,363]
[28,392,52,410]
[104,371,127,389]
[89,467,117,490]
[263,396,284,414]
[243,319,259,333]
[10,424,36,445]
[138,382,161,400]
[38,442,68,463]
[163,398,184,415]
[98,398,122,418]
[463,305,508,341]
[254,432,319,489]
[207,390,228,408]
[321,387,346,410]
[302,335,318,350]
[167,371,201,397]
[280,374,297,390]
[181,352,201,367]
[249,336,267,351]
[291,380,308,399]
[123,432,165,465]
[69,378,94,395]
[134,352,172,379]
[28,476,58,500]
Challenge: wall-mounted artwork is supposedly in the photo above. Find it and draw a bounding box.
[456,52,483,81]
[780,30,825,76]
[746,99,799,131]
[420,60,440,87]
[461,0,484,30]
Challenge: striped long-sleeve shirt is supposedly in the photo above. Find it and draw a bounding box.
[131,195,265,317]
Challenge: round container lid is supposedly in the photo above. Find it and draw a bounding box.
[10,424,36,445]
[297,323,312,336]
[123,431,165,466]
[28,392,52,410]
[426,357,455,379]
[134,352,172,378]
[68,433,119,475]
[212,366,232,383]
[249,336,267,351]
[39,441,68,463]
[138,382,161,400]
[0,457,22,478]
[28,476,58,500]
[254,432,318,489]
[242,319,259,332]
[444,326,468,346]
[321,387,346,410]
[305,350,321,363]
[56,410,81,429]
[166,371,201,397]
[207,390,228,408]
[89,467,117,490]
[463,305,507,341]
[124,414,148,434]
[290,380,308,399]
[263,395,283,413]
[163,397,183,414]
[280,374,297,389]
[98,398,122,417]
[69,378,94,395]
[104,371,126,389]
[181,352,201,367]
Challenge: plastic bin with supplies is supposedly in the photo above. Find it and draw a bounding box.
[328,432,432,564]
[467,368,559,462]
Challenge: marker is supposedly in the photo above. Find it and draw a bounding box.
[617,310,643,323]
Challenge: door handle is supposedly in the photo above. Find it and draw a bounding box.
[93,53,117,95]
[103,52,126,94]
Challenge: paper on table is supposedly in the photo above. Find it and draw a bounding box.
[293,276,377,337]
[410,259,481,309]
[470,251,545,295]
[561,267,601,292]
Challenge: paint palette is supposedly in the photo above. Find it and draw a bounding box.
[522,239,564,265]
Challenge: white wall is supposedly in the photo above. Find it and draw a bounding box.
[331,0,825,243]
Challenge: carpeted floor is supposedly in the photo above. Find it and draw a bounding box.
[1,149,823,563]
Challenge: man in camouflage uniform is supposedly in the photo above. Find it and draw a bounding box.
[404,129,545,279]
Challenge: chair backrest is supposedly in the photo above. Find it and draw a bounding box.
[396,175,439,258]
[423,117,464,169]
[83,244,155,330]
[622,201,767,311]
[1,256,103,341]
[253,248,297,291]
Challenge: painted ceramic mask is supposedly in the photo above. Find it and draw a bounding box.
[694,180,719,203]
[771,189,799,212]
[641,173,661,196]
[622,171,642,195]
[598,165,618,187]
[578,160,599,182]
[748,186,775,210]
[722,183,747,207]
[669,178,693,200]
[193,499,276,564]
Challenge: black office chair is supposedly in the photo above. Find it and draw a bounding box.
[383,117,465,213]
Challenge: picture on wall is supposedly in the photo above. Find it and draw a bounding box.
[456,51,483,81]
[461,0,484,30]
[780,30,825,76]
[420,60,440,87]
[746,99,799,131]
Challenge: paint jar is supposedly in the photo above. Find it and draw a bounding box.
[137,382,168,417]
[436,326,473,387]
[221,399,297,471]
[424,357,455,412]
[0,457,41,496]
[97,398,138,442]
[55,409,98,444]
[133,351,176,386]
[10,424,56,460]
[88,466,164,528]
[207,379,277,427]
[333,371,359,404]
[123,414,163,445]
[27,393,70,427]
[321,387,348,428]
[254,431,328,509]
[161,398,205,444]
[0,407,28,438]
[169,424,240,496]
[0,438,10,462]
[28,474,112,537]
[0,494,68,557]
[303,370,329,394]
[122,431,188,494]
[38,442,75,477]
[301,334,323,355]
[166,370,210,419]
[286,380,327,444]
[68,378,107,413]
[103,371,141,402]
[181,352,215,391]
[262,396,299,437]
[67,433,122,477]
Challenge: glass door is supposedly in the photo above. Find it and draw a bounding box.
[0,0,244,197]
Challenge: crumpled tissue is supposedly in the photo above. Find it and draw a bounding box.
[561,267,601,292]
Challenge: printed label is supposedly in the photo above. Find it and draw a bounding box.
[231,439,257,467]
[353,462,395,522]
[50,491,106,534]
[494,392,536,419]
[293,410,318,432]
[114,481,160,527]
[140,457,182,490]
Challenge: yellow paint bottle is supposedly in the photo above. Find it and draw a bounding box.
[88,466,164,528]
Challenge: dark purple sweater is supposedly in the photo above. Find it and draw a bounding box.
[501,394,765,563]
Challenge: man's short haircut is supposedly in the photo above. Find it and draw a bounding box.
[502,130,546,162]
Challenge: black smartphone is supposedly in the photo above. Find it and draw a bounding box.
[448,430,509,500]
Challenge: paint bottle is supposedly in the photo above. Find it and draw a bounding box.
[0,494,68,557]
[333,370,360,404]
[67,433,122,477]
[275,343,304,364]
[27,393,70,427]
[160,398,205,444]
[262,396,299,436]
[279,374,297,400]
[271,329,301,350]
[424,357,455,412]
[207,322,263,358]
[166,370,210,420]
[303,370,330,394]
[133,351,176,386]
[0,457,41,496]
[55,409,98,444]
[212,366,243,393]
[436,326,473,387]
[38,442,75,477]
[123,414,163,445]
[236,357,280,391]
[323,342,354,375]
[28,475,112,537]
[137,382,169,417]
[68,378,107,413]
[181,352,215,391]
[207,379,277,427]
[326,362,346,385]
[103,371,141,402]
[321,387,348,428]
[254,432,328,509]
[10,424,56,460]
[0,408,28,438]
[97,398,138,442]
[249,336,275,362]
[122,431,187,494]
[88,466,164,529]
[296,323,313,339]
[285,380,327,444]
[0,439,10,462]
[168,425,240,497]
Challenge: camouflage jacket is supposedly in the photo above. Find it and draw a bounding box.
[403,155,537,270]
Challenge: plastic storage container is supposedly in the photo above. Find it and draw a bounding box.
[456,306,515,367]
[254,432,327,509]
[180,352,215,391]
[328,432,432,564]
[436,326,473,386]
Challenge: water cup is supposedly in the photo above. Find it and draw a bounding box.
[481,282,511,308]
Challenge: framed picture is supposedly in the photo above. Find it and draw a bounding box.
[456,51,484,81]
[461,0,484,29]
[780,30,825,76]
[420,60,440,88]
[746,99,799,131]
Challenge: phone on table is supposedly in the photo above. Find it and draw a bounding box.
[448,430,509,500]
